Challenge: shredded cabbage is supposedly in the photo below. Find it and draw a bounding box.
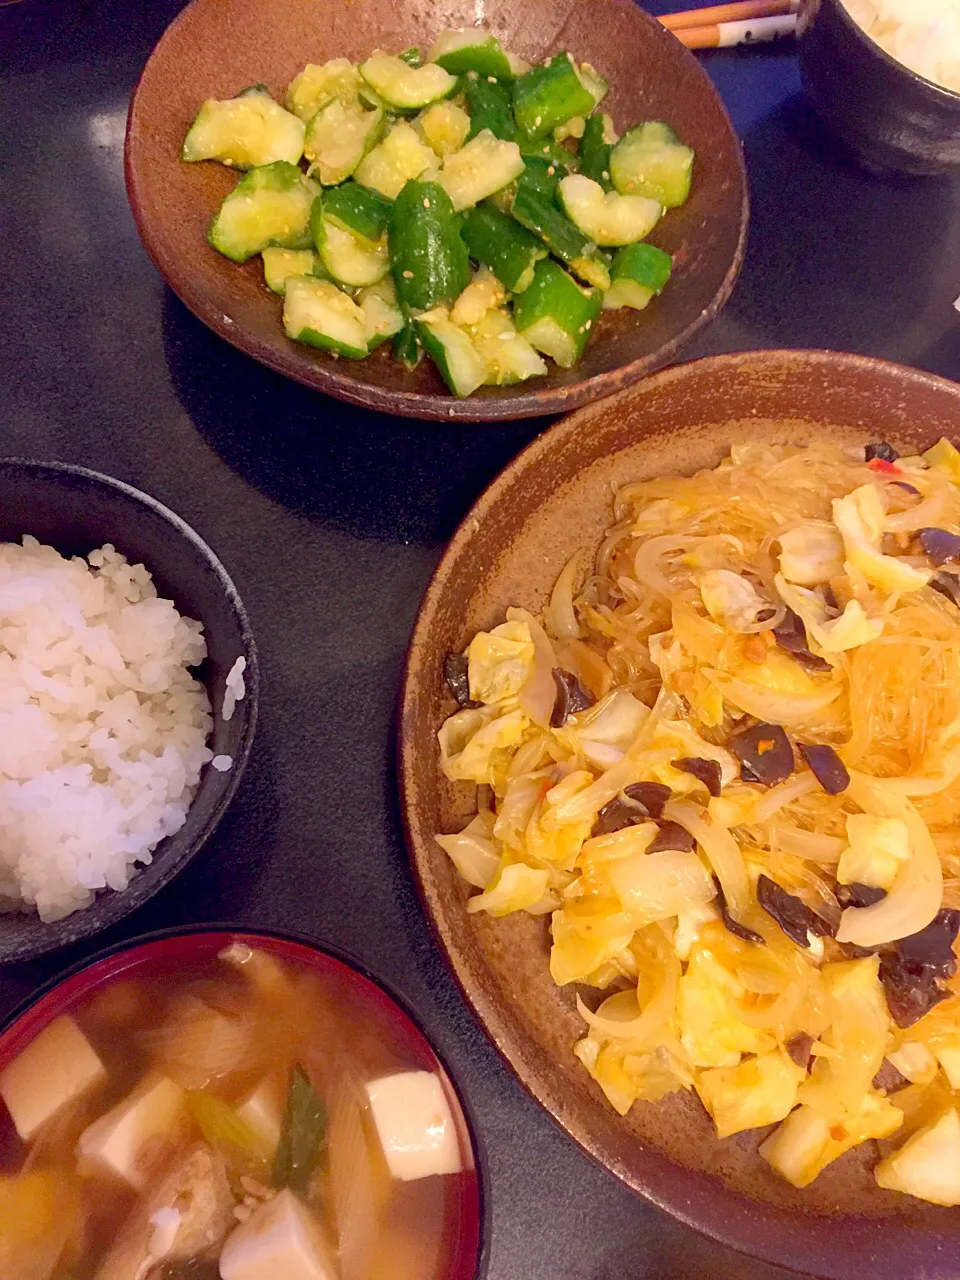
[436,441,960,1201]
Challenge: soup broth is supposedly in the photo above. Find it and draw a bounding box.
[0,940,476,1280]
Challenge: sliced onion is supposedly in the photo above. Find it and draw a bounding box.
[507,607,557,728]
[327,1069,377,1280]
[885,490,945,534]
[546,554,582,640]
[875,747,960,797]
[576,932,678,1046]
[703,669,841,725]
[835,775,943,947]
[753,773,818,822]
[771,824,847,864]
[664,797,750,916]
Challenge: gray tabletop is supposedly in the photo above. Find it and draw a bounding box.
[1,3,958,1277]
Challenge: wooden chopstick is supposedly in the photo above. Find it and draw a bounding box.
[660,0,800,30]
[670,11,799,48]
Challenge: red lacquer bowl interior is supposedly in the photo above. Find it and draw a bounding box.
[0,928,486,1280]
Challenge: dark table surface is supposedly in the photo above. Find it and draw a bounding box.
[2,3,959,1277]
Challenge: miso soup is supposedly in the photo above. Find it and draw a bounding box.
[0,937,480,1280]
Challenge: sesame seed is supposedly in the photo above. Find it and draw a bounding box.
[402,269,414,278]
[542,144,550,153]
[602,170,609,181]
[578,325,584,333]
[547,165,555,176]
[585,319,592,329]
[534,115,542,127]
[487,75,497,83]
[423,197,430,208]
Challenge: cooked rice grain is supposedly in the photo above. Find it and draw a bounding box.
[0,538,214,921]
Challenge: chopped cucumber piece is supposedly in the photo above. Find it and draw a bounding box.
[512,53,594,139]
[460,203,547,293]
[357,277,404,349]
[304,100,384,186]
[517,136,573,170]
[554,115,585,143]
[450,268,506,327]
[283,276,369,358]
[515,154,561,200]
[389,179,470,311]
[610,121,694,209]
[321,182,393,240]
[262,247,319,295]
[558,174,662,246]
[208,162,317,263]
[359,53,457,110]
[578,113,614,189]
[470,308,547,385]
[419,100,471,157]
[428,28,516,80]
[286,59,361,121]
[355,121,439,199]
[183,92,305,168]
[310,198,389,287]
[416,308,487,397]
[511,169,610,288]
[394,317,422,368]
[569,254,611,291]
[437,129,524,211]
[513,258,601,367]
[464,75,517,141]
[576,61,609,109]
[602,241,672,311]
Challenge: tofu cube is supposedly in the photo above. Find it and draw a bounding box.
[219,1187,337,1280]
[0,1014,105,1140]
[77,1075,188,1189]
[237,1078,284,1151]
[365,1070,462,1181]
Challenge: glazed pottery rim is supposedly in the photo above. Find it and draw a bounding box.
[822,0,960,106]
[0,458,260,961]
[397,348,960,1274]
[0,923,490,1280]
[123,0,749,424]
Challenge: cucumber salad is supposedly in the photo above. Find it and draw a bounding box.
[182,30,694,398]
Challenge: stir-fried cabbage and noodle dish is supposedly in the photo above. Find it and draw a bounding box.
[436,438,960,1205]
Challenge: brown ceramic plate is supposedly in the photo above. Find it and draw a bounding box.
[399,351,960,1277]
[124,0,747,423]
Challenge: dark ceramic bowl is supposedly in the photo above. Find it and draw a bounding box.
[124,0,747,423]
[399,350,960,1278]
[799,0,960,176]
[0,461,258,963]
[0,926,487,1279]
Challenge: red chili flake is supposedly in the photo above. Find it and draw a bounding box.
[867,457,900,475]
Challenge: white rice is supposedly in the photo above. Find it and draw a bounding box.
[222,655,246,723]
[0,538,215,923]
[842,0,960,92]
